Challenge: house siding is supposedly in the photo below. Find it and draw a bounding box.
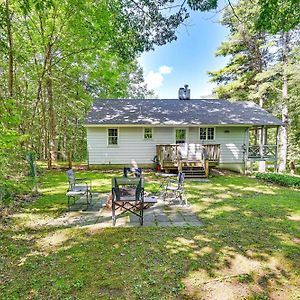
[87,126,248,165]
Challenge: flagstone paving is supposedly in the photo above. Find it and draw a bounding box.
[47,193,202,228]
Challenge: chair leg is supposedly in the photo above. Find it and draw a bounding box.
[163,189,168,201]
[86,193,89,209]
[180,191,187,206]
[179,192,183,205]
[112,201,116,226]
[140,201,144,226]
[89,190,93,204]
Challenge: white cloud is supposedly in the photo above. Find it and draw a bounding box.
[145,65,172,90]
[159,65,172,74]
[145,71,164,89]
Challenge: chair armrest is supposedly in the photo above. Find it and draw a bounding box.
[76,178,88,182]
[164,178,177,187]
[167,179,177,183]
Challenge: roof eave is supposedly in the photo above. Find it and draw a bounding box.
[83,123,283,127]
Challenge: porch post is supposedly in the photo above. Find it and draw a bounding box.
[258,126,266,172]
[274,126,279,172]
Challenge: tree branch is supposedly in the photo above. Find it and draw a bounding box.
[227,0,242,23]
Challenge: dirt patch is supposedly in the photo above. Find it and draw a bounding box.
[182,252,299,299]
[36,228,74,252]
[219,254,261,277]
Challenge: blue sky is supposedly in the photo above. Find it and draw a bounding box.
[138,7,229,99]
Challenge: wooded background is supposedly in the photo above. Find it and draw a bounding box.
[0,0,299,199]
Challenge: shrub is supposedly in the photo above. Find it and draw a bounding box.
[256,172,300,189]
[0,176,34,206]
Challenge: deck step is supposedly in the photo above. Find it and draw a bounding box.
[181,166,207,178]
[184,175,207,178]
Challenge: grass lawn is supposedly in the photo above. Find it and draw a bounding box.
[0,169,299,299]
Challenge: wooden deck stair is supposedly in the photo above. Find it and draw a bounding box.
[179,160,208,178]
[181,165,207,178]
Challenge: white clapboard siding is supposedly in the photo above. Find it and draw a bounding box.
[87,126,248,164]
[87,127,173,164]
[188,127,248,163]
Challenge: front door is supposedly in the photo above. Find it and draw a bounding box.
[175,128,187,144]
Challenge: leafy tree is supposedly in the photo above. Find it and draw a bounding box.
[256,0,300,33]
[209,0,300,172]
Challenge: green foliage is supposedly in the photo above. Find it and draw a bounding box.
[256,172,300,188]
[256,0,300,34]
[209,0,300,165]
[0,99,25,178]
[209,1,271,101]
[0,176,33,206]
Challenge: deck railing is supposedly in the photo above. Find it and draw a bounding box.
[156,143,220,170]
[202,144,221,162]
[248,145,277,159]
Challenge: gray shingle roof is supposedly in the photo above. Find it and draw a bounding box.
[85,99,283,126]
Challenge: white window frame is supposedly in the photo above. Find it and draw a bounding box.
[107,128,119,147]
[175,128,187,144]
[199,127,216,141]
[143,127,153,140]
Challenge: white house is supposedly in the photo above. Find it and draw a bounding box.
[84,94,283,175]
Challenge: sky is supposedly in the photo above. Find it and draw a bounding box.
[138,7,230,99]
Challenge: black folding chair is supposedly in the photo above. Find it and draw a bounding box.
[111,177,144,226]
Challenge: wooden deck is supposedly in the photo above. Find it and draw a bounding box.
[156,144,220,177]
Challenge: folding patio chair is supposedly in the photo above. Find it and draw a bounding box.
[111,177,144,226]
[162,172,187,205]
[66,169,92,209]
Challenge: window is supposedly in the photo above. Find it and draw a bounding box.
[144,128,153,140]
[199,127,215,140]
[200,128,206,140]
[108,128,118,145]
[176,129,186,144]
[207,128,215,140]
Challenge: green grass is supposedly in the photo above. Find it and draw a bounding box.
[0,170,299,299]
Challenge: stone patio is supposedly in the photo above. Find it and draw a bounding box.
[49,193,202,228]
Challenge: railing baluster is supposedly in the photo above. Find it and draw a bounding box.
[248,144,277,159]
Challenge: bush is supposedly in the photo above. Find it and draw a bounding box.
[256,172,300,189]
[0,177,34,206]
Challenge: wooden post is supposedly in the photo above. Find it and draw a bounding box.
[178,160,182,172]
[258,126,266,172]
[205,159,209,177]
[274,126,279,172]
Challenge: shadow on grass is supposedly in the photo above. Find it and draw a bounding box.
[1,172,299,299]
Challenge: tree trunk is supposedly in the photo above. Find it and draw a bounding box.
[46,44,57,169]
[5,0,14,97]
[68,151,72,169]
[278,32,289,173]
